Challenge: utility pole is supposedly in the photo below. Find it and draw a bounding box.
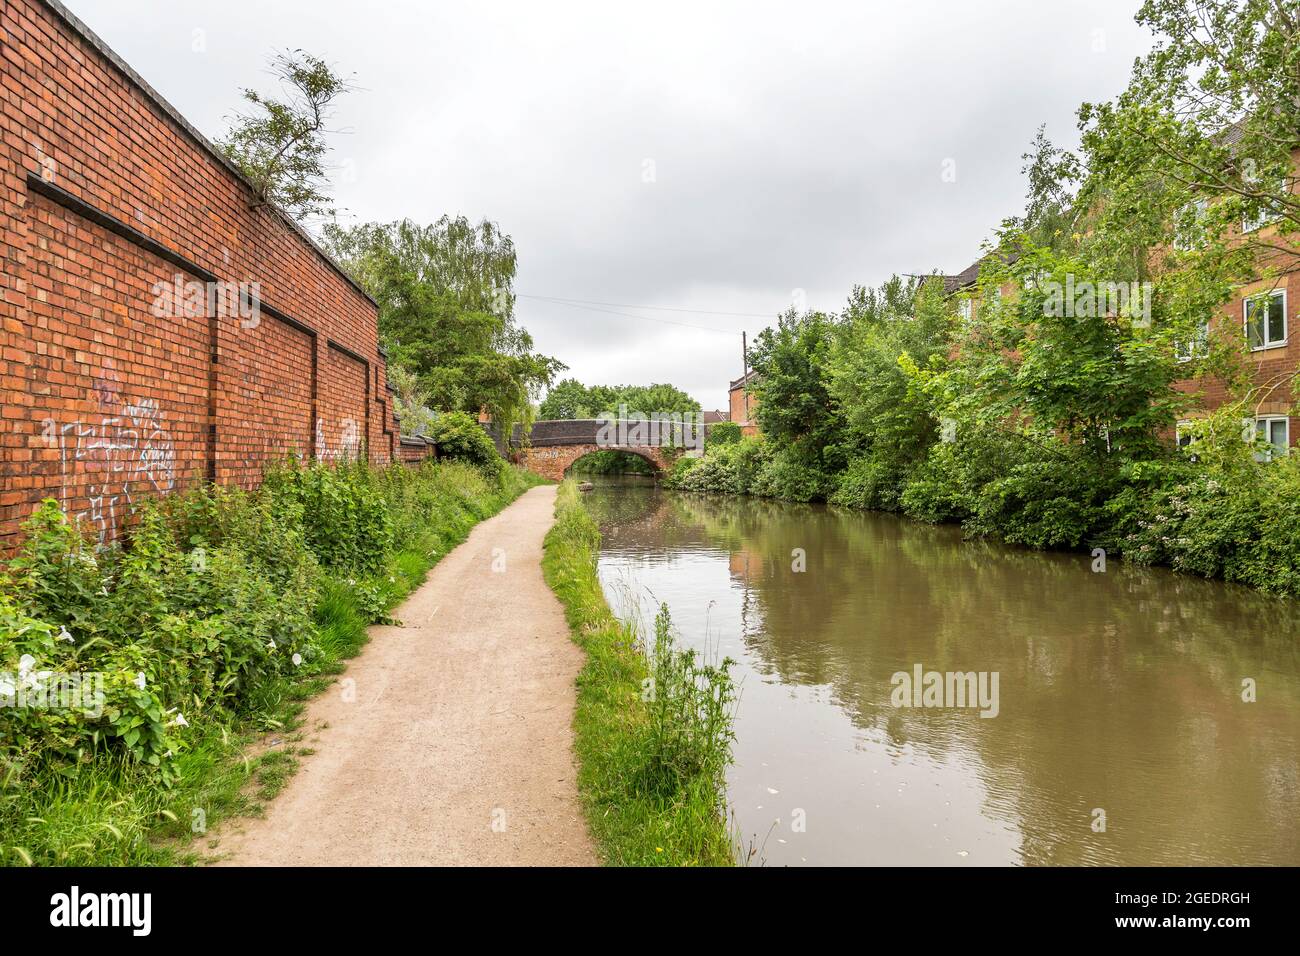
[741,330,750,424]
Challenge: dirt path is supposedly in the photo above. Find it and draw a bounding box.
[211,485,597,866]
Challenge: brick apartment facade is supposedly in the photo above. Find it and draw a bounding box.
[945,175,1300,457]
[728,370,759,437]
[0,0,406,546]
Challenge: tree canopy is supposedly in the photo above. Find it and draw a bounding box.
[537,380,701,420]
[323,217,565,441]
[218,50,352,222]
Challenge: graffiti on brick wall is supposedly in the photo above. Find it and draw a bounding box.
[50,387,177,544]
[316,417,362,462]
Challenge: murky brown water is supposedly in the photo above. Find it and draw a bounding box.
[583,477,1300,866]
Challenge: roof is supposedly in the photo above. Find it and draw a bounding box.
[702,410,728,424]
[942,249,1024,294]
[39,0,376,309]
[943,260,984,294]
[729,370,757,391]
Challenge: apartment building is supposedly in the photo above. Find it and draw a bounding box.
[728,370,759,437]
[944,172,1299,460]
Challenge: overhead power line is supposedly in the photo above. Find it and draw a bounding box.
[518,293,776,318]
[518,292,778,325]
[518,294,768,334]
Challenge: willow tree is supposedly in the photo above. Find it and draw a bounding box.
[323,217,564,441]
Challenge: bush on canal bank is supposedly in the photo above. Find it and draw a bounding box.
[0,458,542,866]
[542,480,738,866]
[667,268,1300,597]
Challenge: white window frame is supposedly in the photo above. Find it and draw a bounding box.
[1242,177,1288,234]
[958,297,972,323]
[1253,415,1290,462]
[1175,420,1197,450]
[1175,316,1210,362]
[1243,288,1287,351]
[1174,198,1209,251]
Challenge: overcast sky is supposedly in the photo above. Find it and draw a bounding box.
[69,0,1153,410]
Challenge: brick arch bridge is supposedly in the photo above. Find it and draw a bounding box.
[504,420,674,481]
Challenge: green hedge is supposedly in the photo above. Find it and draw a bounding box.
[0,458,540,865]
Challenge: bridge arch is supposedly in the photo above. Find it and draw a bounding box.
[564,447,664,477]
[502,419,688,482]
[517,442,670,482]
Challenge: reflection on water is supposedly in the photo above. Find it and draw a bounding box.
[582,476,1300,866]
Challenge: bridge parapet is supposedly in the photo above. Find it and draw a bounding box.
[486,418,694,479]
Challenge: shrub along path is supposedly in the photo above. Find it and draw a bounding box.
[210,485,595,866]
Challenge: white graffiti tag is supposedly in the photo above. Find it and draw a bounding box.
[57,398,176,542]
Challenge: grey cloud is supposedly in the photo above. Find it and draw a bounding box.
[68,0,1150,408]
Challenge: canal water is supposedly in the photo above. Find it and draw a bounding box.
[582,476,1300,866]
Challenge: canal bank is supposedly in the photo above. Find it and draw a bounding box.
[582,476,1300,866]
[542,481,737,866]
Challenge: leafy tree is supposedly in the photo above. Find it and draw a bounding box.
[618,383,702,417]
[218,50,352,221]
[537,380,701,420]
[538,379,595,419]
[426,411,504,475]
[386,363,434,436]
[1075,0,1299,285]
[830,275,952,460]
[748,310,845,470]
[922,242,1191,461]
[323,218,564,442]
[705,421,742,448]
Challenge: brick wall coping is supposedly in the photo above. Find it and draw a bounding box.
[37,0,377,309]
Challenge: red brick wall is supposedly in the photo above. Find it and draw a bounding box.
[397,438,436,466]
[728,382,759,436]
[0,0,398,544]
[1175,187,1300,443]
[319,344,368,462]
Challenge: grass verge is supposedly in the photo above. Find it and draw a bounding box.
[542,480,737,866]
[1,461,542,866]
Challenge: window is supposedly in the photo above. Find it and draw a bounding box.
[1175,420,1196,449]
[1254,416,1289,461]
[958,298,972,323]
[1174,198,1208,251]
[1176,316,1209,361]
[1242,177,1288,233]
[1244,289,1286,350]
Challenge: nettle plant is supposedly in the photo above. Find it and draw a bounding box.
[1,482,325,782]
[1,505,184,779]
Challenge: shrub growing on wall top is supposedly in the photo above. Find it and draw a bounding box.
[428,411,505,476]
